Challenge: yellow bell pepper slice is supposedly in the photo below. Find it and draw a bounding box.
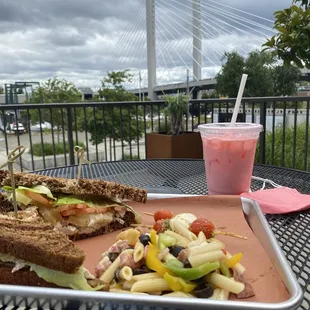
[150,229,157,245]
[225,253,243,269]
[164,273,197,293]
[145,243,171,276]
[163,273,183,291]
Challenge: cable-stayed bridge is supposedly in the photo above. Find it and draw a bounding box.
[94,0,309,99]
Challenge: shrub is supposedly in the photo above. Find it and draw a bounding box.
[262,122,310,171]
[122,153,140,160]
[30,141,85,157]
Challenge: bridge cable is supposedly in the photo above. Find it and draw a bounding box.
[156,2,218,68]
[158,0,226,63]
[165,0,255,56]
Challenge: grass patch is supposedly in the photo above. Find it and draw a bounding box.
[30,141,85,157]
[122,153,140,160]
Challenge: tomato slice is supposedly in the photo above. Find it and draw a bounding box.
[60,209,81,217]
[76,207,108,214]
[56,204,87,213]
[60,206,108,217]
[24,190,52,206]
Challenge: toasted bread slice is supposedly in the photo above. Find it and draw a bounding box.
[0,170,147,203]
[0,263,106,290]
[0,218,85,273]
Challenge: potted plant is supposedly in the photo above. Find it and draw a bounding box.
[146,94,203,159]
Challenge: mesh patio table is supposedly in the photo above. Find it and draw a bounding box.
[2,159,310,310]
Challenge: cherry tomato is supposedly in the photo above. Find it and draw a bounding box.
[189,218,215,239]
[153,209,173,222]
[153,220,164,232]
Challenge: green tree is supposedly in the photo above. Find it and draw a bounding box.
[0,85,4,94]
[216,52,245,98]
[216,51,300,97]
[272,64,300,96]
[25,77,83,142]
[87,71,143,152]
[263,0,310,68]
[244,51,274,97]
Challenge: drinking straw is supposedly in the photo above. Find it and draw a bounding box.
[231,73,248,125]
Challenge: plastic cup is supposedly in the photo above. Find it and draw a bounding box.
[198,123,263,195]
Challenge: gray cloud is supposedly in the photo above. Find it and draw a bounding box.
[0,0,292,90]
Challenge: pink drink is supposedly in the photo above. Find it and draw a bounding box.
[198,123,263,195]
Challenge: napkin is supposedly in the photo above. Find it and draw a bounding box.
[241,187,310,214]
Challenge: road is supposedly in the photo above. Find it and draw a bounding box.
[0,130,146,171]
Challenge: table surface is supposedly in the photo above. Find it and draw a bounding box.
[4,159,310,310]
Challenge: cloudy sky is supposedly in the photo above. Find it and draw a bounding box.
[0,0,292,90]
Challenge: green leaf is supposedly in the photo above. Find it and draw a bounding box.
[17,185,56,200]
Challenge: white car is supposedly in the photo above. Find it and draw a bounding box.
[30,122,52,132]
[8,122,26,134]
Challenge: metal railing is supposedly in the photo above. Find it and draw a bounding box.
[0,96,310,172]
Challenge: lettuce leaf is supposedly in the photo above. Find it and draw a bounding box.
[3,185,56,200]
[0,253,105,291]
[54,196,87,206]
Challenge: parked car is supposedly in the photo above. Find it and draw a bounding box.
[30,122,53,132]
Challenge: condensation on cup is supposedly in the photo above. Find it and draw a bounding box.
[198,123,263,195]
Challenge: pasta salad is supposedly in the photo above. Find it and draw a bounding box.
[95,210,254,299]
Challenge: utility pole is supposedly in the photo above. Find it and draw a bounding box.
[139,70,142,102]
[192,0,202,99]
[146,0,157,100]
[186,69,190,95]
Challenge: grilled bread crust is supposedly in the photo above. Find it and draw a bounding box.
[0,218,85,273]
[0,170,147,203]
[0,263,107,290]
[0,192,14,212]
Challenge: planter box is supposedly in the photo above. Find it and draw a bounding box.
[21,148,105,171]
[146,132,203,159]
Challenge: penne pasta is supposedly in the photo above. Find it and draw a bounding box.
[165,230,190,247]
[100,249,134,283]
[197,231,207,243]
[109,281,122,289]
[188,241,223,256]
[208,288,222,300]
[188,250,225,267]
[122,279,136,290]
[218,289,230,300]
[163,253,176,262]
[131,272,162,281]
[162,292,195,298]
[170,219,197,241]
[119,266,133,281]
[131,278,171,293]
[133,241,144,263]
[109,288,148,295]
[206,273,245,294]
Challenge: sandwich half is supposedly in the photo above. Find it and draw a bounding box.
[0,170,147,240]
[0,217,107,290]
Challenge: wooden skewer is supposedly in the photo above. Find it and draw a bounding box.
[0,146,26,218]
[142,212,247,240]
[142,212,154,216]
[74,146,91,180]
[214,230,247,240]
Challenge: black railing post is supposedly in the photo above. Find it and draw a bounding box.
[66,106,75,165]
[259,101,267,164]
